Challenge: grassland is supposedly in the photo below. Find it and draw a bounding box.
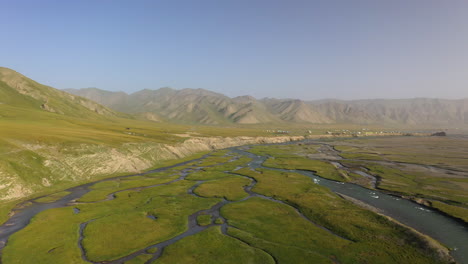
[249,144,345,181]
[1,147,452,264]
[264,157,345,181]
[193,176,250,201]
[81,181,219,261]
[153,226,274,264]
[331,136,468,222]
[196,214,212,226]
[77,173,181,202]
[248,137,468,223]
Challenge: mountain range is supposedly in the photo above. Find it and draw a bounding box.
[65,87,468,127]
[1,65,466,127]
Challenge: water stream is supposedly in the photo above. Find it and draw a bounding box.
[233,148,468,264]
[0,141,467,263]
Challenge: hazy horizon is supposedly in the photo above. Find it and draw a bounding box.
[65,86,468,101]
[3,0,468,100]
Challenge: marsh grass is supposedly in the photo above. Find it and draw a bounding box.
[430,201,468,222]
[194,176,250,201]
[152,226,275,264]
[196,214,212,226]
[77,173,180,202]
[80,181,220,261]
[185,171,232,181]
[265,157,345,181]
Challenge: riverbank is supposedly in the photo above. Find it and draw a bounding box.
[245,141,468,263]
[337,193,454,263]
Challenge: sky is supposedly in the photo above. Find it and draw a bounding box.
[1,0,468,100]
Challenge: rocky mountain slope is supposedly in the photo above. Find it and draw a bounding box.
[65,87,281,125]
[66,87,468,127]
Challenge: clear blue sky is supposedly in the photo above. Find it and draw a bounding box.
[2,0,468,100]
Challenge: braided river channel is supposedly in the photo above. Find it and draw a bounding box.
[0,139,467,263]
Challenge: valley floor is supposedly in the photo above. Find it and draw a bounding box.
[1,136,466,264]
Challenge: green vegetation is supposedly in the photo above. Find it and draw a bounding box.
[249,145,346,181]
[196,155,232,167]
[249,145,345,181]
[354,163,468,204]
[77,173,180,202]
[2,147,450,264]
[229,168,448,264]
[223,197,348,263]
[194,176,250,201]
[2,207,85,264]
[3,180,220,263]
[0,201,20,225]
[250,137,468,223]
[185,171,231,181]
[147,247,158,254]
[81,182,219,261]
[333,136,468,222]
[196,214,212,226]
[430,201,468,223]
[152,226,274,264]
[197,156,253,173]
[264,157,345,181]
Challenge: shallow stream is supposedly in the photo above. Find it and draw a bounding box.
[234,147,468,264]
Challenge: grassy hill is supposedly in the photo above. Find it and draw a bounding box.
[0,67,123,119]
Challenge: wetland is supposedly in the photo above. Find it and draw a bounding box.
[0,136,467,264]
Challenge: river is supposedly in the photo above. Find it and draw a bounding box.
[0,141,467,263]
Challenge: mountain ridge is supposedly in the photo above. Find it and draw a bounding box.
[64,87,468,127]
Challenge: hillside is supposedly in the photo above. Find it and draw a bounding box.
[0,67,293,205]
[0,68,122,119]
[66,87,468,127]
